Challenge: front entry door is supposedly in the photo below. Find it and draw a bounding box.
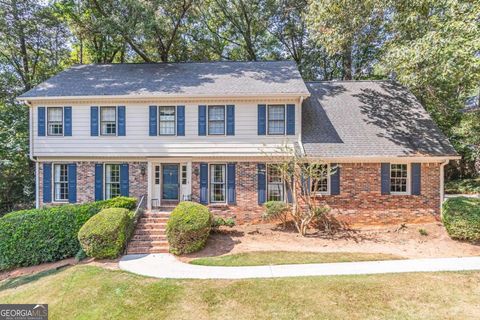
[162,164,179,200]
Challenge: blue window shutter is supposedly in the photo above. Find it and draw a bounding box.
[91,106,99,136]
[199,163,208,204]
[149,106,157,136]
[286,104,295,135]
[411,163,421,195]
[257,163,266,204]
[120,163,129,196]
[68,163,77,203]
[118,106,126,136]
[95,164,103,201]
[38,107,46,136]
[381,163,391,195]
[226,105,235,136]
[330,164,340,195]
[43,163,52,203]
[177,105,185,136]
[257,104,266,135]
[227,163,236,204]
[64,106,72,136]
[198,105,206,136]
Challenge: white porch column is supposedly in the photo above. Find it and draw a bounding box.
[147,161,153,210]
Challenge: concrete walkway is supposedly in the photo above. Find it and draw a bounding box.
[119,254,480,279]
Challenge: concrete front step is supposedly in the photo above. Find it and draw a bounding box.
[126,247,169,254]
[128,240,168,248]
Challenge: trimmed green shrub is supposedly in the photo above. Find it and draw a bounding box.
[263,201,290,228]
[0,197,137,271]
[166,201,212,255]
[78,208,133,259]
[212,216,236,230]
[442,197,480,241]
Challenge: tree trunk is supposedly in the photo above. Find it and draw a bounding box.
[343,46,353,80]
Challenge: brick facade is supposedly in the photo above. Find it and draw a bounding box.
[38,161,148,207]
[38,160,441,227]
[191,162,441,227]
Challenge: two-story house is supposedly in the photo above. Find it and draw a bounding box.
[18,61,459,227]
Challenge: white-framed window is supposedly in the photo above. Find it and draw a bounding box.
[47,107,63,136]
[155,165,160,185]
[105,164,121,199]
[210,164,226,203]
[267,165,284,201]
[100,106,117,136]
[159,106,176,135]
[390,164,409,194]
[267,104,285,135]
[208,105,225,135]
[53,164,68,201]
[181,165,187,185]
[311,164,329,194]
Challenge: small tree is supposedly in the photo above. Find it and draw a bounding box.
[265,144,335,236]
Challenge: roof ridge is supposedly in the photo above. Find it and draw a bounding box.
[72,60,296,67]
[305,79,392,83]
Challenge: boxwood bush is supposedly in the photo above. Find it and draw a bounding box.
[0,197,136,271]
[442,197,480,241]
[166,201,212,255]
[78,208,133,259]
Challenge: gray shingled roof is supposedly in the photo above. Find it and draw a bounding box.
[19,61,309,99]
[302,81,457,158]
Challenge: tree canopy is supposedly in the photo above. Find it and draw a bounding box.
[0,0,478,213]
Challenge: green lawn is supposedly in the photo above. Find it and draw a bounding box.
[445,177,480,194]
[189,251,402,266]
[1,265,480,319]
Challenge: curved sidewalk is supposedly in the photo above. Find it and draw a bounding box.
[119,254,480,279]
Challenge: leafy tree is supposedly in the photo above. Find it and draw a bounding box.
[307,0,386,80]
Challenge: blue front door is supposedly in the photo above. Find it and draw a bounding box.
[162,164,179,200]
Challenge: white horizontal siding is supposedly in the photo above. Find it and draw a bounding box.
[31,100,301,157]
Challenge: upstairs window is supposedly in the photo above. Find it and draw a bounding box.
[47,107,63,136]
[208,106,225,135]
[105,164,121,199]
[267,105,285,135]
[100,107,117,136]
[159,106,176,135]
[267,165,284,201]
[53,164,68,201]
[390,164,408,194]
[311,164,329,194]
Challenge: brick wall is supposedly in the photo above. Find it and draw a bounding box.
[38,161,148,207]
[191,162,442,227]
[38,160,441,227]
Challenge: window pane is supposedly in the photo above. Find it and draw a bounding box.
[268,105,285,134]
[105,164,121,199]
[101,107,116,121]
[47,108,63,135]
[159,106,176,135]
[390,164,407,193]
[54,164,68,201]
[208,106,225,135]
[267,165,284,201]
[311,164,328,193]
[210,164,226,202]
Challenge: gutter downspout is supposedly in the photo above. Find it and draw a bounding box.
[439,159,450,215]
[298,96,306,156]
[26,101,39,208]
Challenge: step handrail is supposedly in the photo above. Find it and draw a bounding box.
[124,195,146,255]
